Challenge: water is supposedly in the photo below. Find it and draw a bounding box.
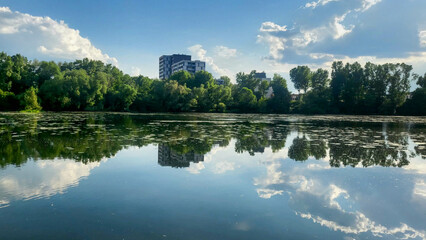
[0,112,425,240]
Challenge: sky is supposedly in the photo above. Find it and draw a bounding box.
[1,0,426,92]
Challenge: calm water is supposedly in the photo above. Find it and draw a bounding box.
[0,113,425,240]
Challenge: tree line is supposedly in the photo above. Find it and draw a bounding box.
[0,52,424,115]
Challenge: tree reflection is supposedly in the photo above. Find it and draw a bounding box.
[0,113,424,168]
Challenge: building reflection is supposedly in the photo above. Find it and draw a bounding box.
[158,144,204,168]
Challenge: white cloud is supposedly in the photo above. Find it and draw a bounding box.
[305,0,340,9]
[214,45,238,58]
[304,0,380,11]
[260,22,288,32]
[420,30,426,48]
[188,44,233,77]
[0,7,118,65]
[331,12,354,39]
[258,11,353,61]
[257,34,286,60]
[356,0,382,12]
[257,0,426,74]
[256,188,284,199]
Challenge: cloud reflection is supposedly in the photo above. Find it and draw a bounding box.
[0,159,104,208]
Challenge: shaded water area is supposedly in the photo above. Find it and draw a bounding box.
[0,112,425,240]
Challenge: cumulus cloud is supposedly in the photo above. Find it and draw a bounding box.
[257,34,286,60]
[0,6,118,65]
[214,45,237,58]
[331,13,354,39]
[260,22,288,32]
[357,0,382,12]
[188,44,233,77]
[257,0,426,69]
[305,0,340,9]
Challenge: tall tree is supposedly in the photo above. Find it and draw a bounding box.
[268,74,291,113]
[290,66,311,93]
[311,68,329,91]
[383,63,413,114]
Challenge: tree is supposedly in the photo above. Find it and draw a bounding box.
[311,68,329,91]
[268,74,291,113]
[39,74,70,110]
[398,88,426,115]
[382,63,412,114]
[0,89,18,110]
[18,87,42,112]
[299,89,331,114]
[236,71,261,92]
[189,71,215,88]
[290,66,311,93]
[341,62,364,114]
[169,71,193,86]
[415,73,426,88]
[257,80,270,99]
[219,76,231,87]
[234,87,257,112]
[116,84,137,111]
[162,80,193,112]
[131,76,154,112]
[363,62,387,114]
[37,61,61,87]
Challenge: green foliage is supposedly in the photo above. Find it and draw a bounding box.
[0,51,423,115]
[311,68,329,91]
[219,76,231,87]
[189,71,215,88]
[236,71,261,92]
[269,74,291,113]
[169,70,193,86]
[0,89,18,110]
[162,80,193,112]
[398,87,426,115]
[416,73,426,88]
[234,87,257,112]
[290,66,311,93]
[299,89,331,114]
[18,87,42,112]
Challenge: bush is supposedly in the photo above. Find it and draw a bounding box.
[18,87,42,112]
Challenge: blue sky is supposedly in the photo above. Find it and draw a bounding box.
[1,0,426,91]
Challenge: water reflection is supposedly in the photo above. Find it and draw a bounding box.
[158,144,204,168]
[0,113,425,239]
[1,113,424,168]
[0,159,103,208]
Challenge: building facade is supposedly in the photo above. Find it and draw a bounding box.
[171,60,205,75]
[159,54,206,79]
[159,54,191,79]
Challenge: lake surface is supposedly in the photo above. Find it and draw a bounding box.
[0,112,425,240]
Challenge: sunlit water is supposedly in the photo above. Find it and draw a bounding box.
[0,113,425,240]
